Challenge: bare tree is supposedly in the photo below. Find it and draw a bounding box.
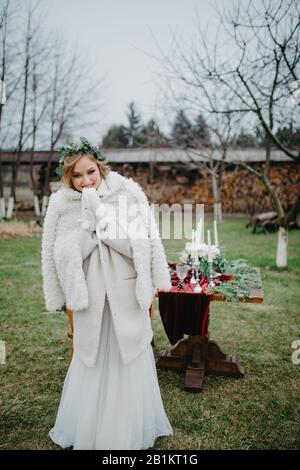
[157,0,299,267]
[216,0,300,267]
[40,38,106,214]
[29,55,52,216]
[5,0,44,218]
[157,68,239,223]
[0,0,21,217]
[0,0,10,218]
[186,110,237,224]
[0,0,106,218]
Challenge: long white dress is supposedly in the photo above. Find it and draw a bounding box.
[49,295,173,450]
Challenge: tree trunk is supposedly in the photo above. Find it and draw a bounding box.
[10,156,18,200]
[30,134,40,215]
[43,150,53,197]
[41,195,48,216]
[33,195,40,216]
[212,171,223,223]
[213,202,223,224]
[276,226,288,268]
[0,154,3,199]
[7,156,17,218]
[0,197,5,218]
[6,196,14,219]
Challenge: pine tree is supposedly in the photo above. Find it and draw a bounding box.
[193,113,210,146]
[140,119,168,147]
[170,110,193,147]
[126,101,142,147]
[101,125,129,148]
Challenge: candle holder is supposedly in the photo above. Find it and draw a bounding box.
[208,260,215,288]
[193,260,202,293]
[190,259,197,285]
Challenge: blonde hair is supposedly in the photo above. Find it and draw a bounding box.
[61,152,111,190]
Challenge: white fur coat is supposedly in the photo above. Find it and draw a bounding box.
[41,171,171,314]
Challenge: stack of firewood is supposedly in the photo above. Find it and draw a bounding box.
[110,161,300,213]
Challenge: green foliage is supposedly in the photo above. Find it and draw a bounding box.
[170,110,211,147]
[208,258,261,303]
[101,125,129,148]
[126,101,142,133]
[139,119,169,148]
[55,136,106,175]
[193,113,210,146]
[275,125,300,148]
[1,220,300,450]
[213,252,227,274]
[196,252,228,276]
[170,109,194,147]
[234,129,258,147]
[179,247,261,303]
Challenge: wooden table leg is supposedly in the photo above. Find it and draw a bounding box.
[156,335,208,392]
[184,336,207,392]
[206,339,245,378]
[156,337,189,371]
[157,334,244,393]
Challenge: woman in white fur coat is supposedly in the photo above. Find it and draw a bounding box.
[41,137,173,450]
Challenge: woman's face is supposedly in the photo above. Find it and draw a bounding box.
[70,155,102,192]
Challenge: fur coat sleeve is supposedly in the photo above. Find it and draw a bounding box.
[122,177,172,309]
[41,193,97,313]
[149,208,171,292]
[53,228,91,312]
[41,193,66,312]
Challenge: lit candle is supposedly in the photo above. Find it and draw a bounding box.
[207,229,212,262]
[214,220,219,247]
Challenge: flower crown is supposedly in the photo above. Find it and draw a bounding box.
[55,136,106,175]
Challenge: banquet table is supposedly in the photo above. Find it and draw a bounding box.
[156,267,264,393]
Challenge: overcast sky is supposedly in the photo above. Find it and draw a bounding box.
[39,0,222,140]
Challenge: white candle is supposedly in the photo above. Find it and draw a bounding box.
[214,220,219,247]
[192,229,196,245]
[196,217,203,245]
[207,229,212,262]
[207,229,211,246]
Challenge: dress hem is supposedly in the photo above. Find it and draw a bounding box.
[49,427,174,450]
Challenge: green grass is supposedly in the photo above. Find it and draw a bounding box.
[0,218,300,449]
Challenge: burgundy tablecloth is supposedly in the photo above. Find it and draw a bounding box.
[158,284,211,345]
[158,264,233,345]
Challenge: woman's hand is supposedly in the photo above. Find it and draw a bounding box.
[78,187,100,233]
[95,204,111,239]
[79,187,111,237]
[82,187,101,213]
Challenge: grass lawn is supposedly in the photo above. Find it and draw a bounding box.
[0,218,299,450]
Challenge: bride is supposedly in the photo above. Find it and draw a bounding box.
[41,137,173,450]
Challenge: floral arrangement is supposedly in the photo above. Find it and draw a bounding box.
[174,252,259,303]
[179,244,222,275]
[55,136,106,175]
[175,218,260,303]
[211,258,260,303]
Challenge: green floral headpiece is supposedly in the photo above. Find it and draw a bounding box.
[55,136,106,175]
